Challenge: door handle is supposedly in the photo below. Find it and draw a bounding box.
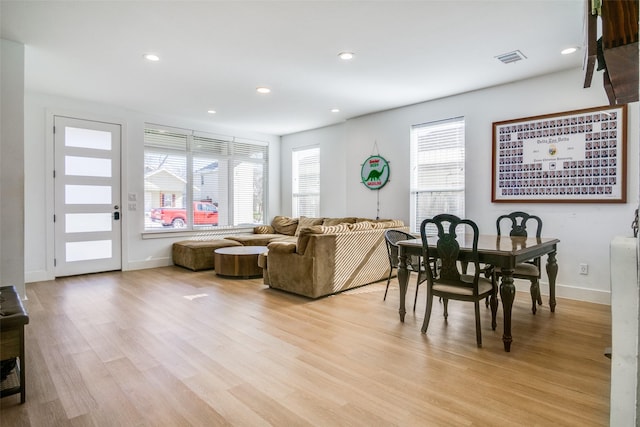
[114,211,120,220]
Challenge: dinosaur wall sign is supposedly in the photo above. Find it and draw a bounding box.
[361,155,390,190]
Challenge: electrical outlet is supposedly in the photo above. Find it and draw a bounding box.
[579,263,589,275]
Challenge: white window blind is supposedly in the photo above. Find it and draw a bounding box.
[410,117,465,233]
[143,125,268,231]
[192,134,229,227]
[292,147,320,218]
[143,129,188,211]
[232,139,267,225]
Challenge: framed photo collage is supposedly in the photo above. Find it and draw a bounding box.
[492,105,627,203]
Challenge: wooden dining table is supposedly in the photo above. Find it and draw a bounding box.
[397,234,559,352]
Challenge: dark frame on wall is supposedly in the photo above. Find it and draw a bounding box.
[492,105,627,203]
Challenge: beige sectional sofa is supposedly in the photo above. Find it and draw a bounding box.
[249,216,407,298]
[172,215,407,298]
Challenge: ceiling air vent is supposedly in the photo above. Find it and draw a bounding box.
[496,50,527,64]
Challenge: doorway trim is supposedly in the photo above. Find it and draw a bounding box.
[41,109,129,280]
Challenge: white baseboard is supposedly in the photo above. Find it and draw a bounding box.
[26,259,174,282]
[124,257,173,271]
[514,279,610,305]
[25,269,53,283]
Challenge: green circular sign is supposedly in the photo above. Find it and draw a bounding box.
[361,155,390,190]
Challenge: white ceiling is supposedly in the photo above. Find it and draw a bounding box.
[1,0,586,136]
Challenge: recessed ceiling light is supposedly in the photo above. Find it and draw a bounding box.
[561,47,578,55]
[338,52,354,60]
[331,108,340,113]
[143,53,160,61]
[256,87,271,94]
[207,110,216,114]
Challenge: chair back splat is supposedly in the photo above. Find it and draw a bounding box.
[419,214,497,347]
[494,211,544,314]
[497,211,542,238]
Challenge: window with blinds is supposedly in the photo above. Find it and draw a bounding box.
[292,147,320,218]
[410,117,465,233]
[144,125,268,231]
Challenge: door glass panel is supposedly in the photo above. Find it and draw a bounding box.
[65,185,112,204]
[65,156,112,177]
[65,127,112,150]
[65,213,112,233]
[66,240,112,262]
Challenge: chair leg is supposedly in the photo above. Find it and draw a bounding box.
[486,272,497,307]
[442,298,449,320]
[413,273,421,311]
[490,290,498,330]
[537,282,543,305]
[474,301,482,348]
[530,278,540,314]
[421,293,434,334]
[383,267,393,301]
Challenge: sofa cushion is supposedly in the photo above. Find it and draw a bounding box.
[355,217,374,223]
[254,225,275,234]
[225,234,285,246]
[296,225,324,254]
[297,223,351,254]
[295,216,324,236]
[349,221,374,231]
[372,219,405,229]
[322,217,357,226]
[271,216,299,236]
[373,221,395,229]
[321,223,350,234]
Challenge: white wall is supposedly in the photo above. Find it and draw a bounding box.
[1,39,25,298]
[21,67,639,303]
[280,124,347,217]
[24,92,281,282]
[283,67,640,304]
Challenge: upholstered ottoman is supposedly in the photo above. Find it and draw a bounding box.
[172,239,242,271]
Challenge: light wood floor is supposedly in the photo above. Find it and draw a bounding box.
[1,267,611,426]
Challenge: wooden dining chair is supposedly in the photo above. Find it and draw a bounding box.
[420,214,498,347]
[492,211,544,314]
[384,229,429,311]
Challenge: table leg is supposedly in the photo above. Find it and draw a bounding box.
[546,250,558,313]
[499,269,515,352]
[397,249,409,322]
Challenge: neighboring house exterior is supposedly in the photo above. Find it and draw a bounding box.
[144,168,187,212]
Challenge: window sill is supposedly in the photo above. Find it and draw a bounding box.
[141,225,257,240]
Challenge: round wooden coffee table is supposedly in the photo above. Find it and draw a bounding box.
[214,246,268,279]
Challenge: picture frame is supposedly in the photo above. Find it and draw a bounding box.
[491,105,627,203]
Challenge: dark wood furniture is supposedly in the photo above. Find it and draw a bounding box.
[214,246,268,279]
[419,215,498,347]
[492,212,544,315]
[397,234,559,352]
[583,0,638,105]
[0,285,29,403]
[384,229,428,310]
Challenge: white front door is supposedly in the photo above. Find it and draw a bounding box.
[54,116,122,276]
